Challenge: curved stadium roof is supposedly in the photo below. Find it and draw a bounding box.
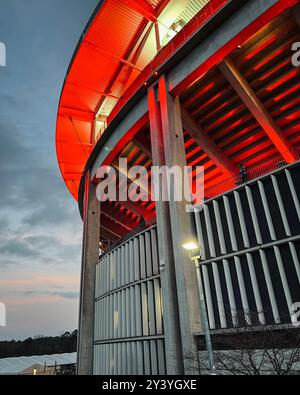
[55,0,215,200]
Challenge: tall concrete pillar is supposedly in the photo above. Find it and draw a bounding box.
[77,173,100,375]
[148,76,201,375]
[148,85,184,375]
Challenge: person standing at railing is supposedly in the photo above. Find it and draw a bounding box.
[139,216,146,228]
[240,163,248,184]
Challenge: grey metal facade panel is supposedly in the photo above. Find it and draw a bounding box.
[94,226,166,375]
[195,163,300,330]
[93,162,300,373]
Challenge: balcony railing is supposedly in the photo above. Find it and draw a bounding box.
[204,151,300,200]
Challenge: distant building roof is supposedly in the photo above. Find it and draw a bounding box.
[0,353,76,375]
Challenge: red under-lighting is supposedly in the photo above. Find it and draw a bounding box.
[56,0,300,205]
[56,0,228,201]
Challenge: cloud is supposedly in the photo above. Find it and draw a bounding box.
[0,135,78,227]
[0,237,41,259]
[0,0,98,340]
[24,290,79,300]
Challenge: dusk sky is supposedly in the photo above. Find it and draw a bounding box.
[0,0,99,340]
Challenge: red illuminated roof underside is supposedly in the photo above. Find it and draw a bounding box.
[56,0,169,200]
[56,0,300,203]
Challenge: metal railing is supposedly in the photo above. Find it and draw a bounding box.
[204,151,300,200]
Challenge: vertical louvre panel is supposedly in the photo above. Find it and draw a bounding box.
[202,265,216,329]
[271,175,291,237]
[246,253,266,325]
[213,200,227,255]
[273,246,294,321]
[122,342,127,375]
[259,249,281,324]
[234,191,250,248]
[111,251,116,291]
[289,242,300,284]
[135,284,142,337]
[139,234,147,279]
[121,245,126,287]
[145,231,153,277]
[154,279,163,335]
[157,339,166,375]
[94,227,166,375]
[212,261,227,328]
[234,256,251,324]
[121,289,126,338]
[117,342,122,375]
[143,341,151,375]
[194,166,300,330]
[130,286,136,337]
[137,341,144,375]
[134,237,140,282]
[222,259,238,327]
[129,240,134,284]
[150,340,158,375]
[116,248,121,289]
[125,243,130,285]
[117,291,121,339]
[203,204,217,257]
[223,195,238,251]
[126,342,132,375]
[147,281,156,336]
[114,292,118,339]
[131,342,137,375]
[245,186,263,245]
[258,180,277,241]
[141,282,149,336]
[285,169,300,222]
[125,288,131,338]
[195,207,207,259]
[151,228,159,275]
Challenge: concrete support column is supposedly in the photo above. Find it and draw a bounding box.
[77,173,100,375]
[148,85,184,375]
[154,21,161,52]
[148,76,201,375]
[90,119,97,146]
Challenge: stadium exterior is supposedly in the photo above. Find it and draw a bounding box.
[56,0,300,375]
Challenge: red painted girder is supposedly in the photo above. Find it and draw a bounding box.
[116,0,156,22]
[181,104,238,178]
[219,57,298,164]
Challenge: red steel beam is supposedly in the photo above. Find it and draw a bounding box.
[219,57,298,164]
[172,0,299,95]
[101,205,134,231]
[58,107,95,122]
[116,0,156,22]
[181,105,238,178]
[100,215,128,238]
[155,0,171,17]
[100,226,119,242]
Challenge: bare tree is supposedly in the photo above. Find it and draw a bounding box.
[199,311,300,375]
